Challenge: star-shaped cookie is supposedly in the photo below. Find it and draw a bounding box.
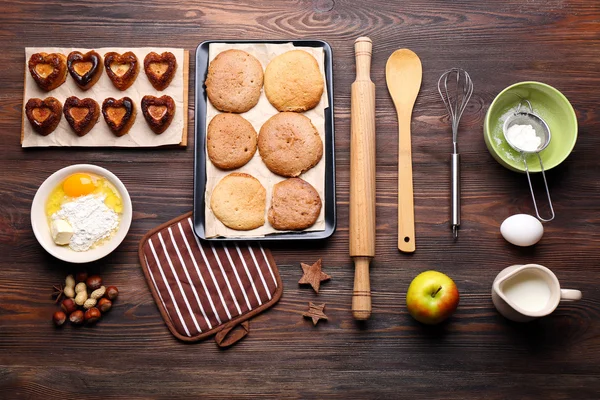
[298,258,331,293]
[302,302,328,326]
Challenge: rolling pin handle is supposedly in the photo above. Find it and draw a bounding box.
[354,37,372,81]
[352,256,372,320]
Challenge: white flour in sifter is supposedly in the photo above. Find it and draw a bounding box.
[506,124,541,152]
[52,194,119,252]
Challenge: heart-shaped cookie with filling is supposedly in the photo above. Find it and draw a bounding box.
[104,51,139,90]
[63,96,100,137]
[143,51,177,91]
[141,95,176,134]
[28,52,68,91]
[25,97,63,136]
[67,50,103,90]
[102,97,136,137]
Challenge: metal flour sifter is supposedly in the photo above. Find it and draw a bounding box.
[502,99,555,222]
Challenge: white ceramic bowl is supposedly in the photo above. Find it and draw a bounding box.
[31,164,132,263]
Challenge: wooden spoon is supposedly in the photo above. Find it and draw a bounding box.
[386,49,422,253]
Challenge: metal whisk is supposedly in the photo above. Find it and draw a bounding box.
[438,68,474,239]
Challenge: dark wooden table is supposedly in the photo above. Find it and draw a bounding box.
[1,1,599,398]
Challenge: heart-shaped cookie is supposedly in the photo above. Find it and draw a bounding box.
[28,52,68,91]
[144,52,177,91]
[104,51,139,90]
[63,97,100,137]
[67,50,103,90]
[102,97,136,137]
[25,97,63,136]
[141,95,176,134]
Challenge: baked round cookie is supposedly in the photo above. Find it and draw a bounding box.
[207,114,257,170]
[268,178,322,231]
[258,112,323,177]
[264,50,324,112]
[205,50,264,113]
[210,172,266,231]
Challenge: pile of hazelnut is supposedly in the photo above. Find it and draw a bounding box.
[52,272,119,326]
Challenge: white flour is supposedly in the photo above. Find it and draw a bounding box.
[52,194,119,252]
[505,124,541,152]
[494,109,521,162]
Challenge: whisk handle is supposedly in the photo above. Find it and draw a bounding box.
[451,153,460,237]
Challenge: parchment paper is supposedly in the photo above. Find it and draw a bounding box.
[22,47,185,147]
[204,43,328,238]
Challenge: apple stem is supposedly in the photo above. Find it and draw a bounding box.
[431,286,442,298]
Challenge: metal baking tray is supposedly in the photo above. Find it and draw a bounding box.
[193,40,336,241]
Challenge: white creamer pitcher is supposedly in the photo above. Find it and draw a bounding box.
[492,264,582,322]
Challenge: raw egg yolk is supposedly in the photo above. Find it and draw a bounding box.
[63,173,95,197]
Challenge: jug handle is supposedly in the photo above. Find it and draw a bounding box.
[560,289,582,301]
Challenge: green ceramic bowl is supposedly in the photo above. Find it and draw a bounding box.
[483,81,578,173]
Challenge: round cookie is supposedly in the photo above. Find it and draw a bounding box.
[258,112,323,177]
[210,172,266,231]
[205,50,263,113]
[207,114,257,170]
[268,178,322,231]
[264,50,324,112]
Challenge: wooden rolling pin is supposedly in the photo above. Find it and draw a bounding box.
[350,37,376,320]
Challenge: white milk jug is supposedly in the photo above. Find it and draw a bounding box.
[492,264,582,322]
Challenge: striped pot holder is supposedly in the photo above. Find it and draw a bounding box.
[139,212,283,347]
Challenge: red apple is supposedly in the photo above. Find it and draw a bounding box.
[406,270,459,324]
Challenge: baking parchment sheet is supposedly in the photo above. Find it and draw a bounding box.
[22,47,185,147]
[204,43,328,238]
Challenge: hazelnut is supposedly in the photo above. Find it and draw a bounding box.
[98,298,112,313]
[61,298,77,314]
[52,311,67,326]
[84,307,101,324]
[105,286,119,300]
[69,310,84,325]
[86,275,103,291]
[76,272,88,282]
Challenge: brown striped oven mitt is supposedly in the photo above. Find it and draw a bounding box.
[138,212,283,347]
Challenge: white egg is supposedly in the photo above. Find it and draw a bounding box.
[500,214,544,247]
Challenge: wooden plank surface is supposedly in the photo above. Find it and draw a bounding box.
[1,0,599,399]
